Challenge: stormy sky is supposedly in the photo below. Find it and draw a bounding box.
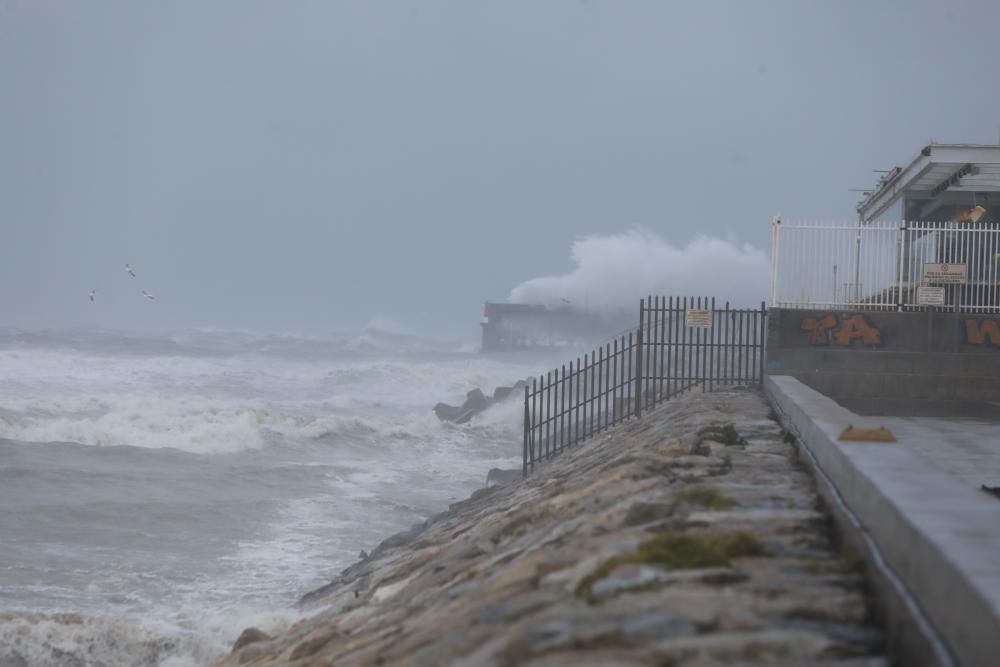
[3,1,1000,338]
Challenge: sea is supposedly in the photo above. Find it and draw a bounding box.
[0,327,549,666]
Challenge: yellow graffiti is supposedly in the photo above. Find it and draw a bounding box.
[833,314,882,346]
[800,314,838,345]
[801,313,883,347]
[964,319,1000,346]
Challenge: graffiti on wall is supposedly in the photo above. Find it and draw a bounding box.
[963,319,1000,347]
[801,313,883,346]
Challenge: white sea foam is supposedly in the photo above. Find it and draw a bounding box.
[0,605,303,667]
[0,611,204,667]
[0,327,533,666]
[0,332,535,453]
[509,229,769,312]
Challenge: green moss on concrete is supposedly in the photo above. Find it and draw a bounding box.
[675,487,737,510]
[697,424,744,446]
[576,531,765,600]
[708,453,733,476]
[689,441,712,456]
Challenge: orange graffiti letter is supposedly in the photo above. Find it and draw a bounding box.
[801,314,838,345]
[964,319,1000,346]
[833,314,882,346]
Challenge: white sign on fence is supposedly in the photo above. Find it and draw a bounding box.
[916,286,946,306]
[685,309,713,328]
[923,263,967,284]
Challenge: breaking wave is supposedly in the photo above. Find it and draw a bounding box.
[0,328,531,453]
[0,609,298,667]
[509,229,769,312]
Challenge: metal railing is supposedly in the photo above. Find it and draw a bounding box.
[771,218,1000,312]
[522,296,767,475]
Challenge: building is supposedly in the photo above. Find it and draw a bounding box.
[767,142,1000,409]
[772,143,1000,312]
[856,143,1000,224]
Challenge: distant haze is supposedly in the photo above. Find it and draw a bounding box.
[3,1,1000,338]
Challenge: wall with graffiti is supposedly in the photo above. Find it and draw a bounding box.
[771,308,1000,352]
[963,319,1000,347]
[800,313,884,347]
[767,308,1000,403]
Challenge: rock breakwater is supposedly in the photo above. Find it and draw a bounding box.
[215,388,886,667]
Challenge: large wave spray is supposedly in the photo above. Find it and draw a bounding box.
[509,230,769,312]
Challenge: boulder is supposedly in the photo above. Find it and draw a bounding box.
[434,388,491,424]
[492,386,513,401]
[486,467,522,487]
[232,627,271,653]
[432,402,464,422]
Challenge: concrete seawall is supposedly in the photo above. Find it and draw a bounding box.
[766,308,1000,405]
[766,374,1000,667]
[214,388,886,666]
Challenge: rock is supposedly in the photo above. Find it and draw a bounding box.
[434,380,527,424]
[619,610,696,643]
[288,628,341,661]
[622,501,675,527]
[486,467,522,487]
[492,386,514,401]
[590,564,675,598]
[433,388,491,424]
[231,627,271,653]
[524,615,618,653]
[213,389,886,667]
[454,388,489,423]
[433,402,464,422]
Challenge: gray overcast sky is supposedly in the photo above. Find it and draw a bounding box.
[3,1,1000,338]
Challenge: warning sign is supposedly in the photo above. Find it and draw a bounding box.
[916,286,946,306]
[685,309,713,328]
[923,263,967,284]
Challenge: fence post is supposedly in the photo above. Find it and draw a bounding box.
[635,299,644,418]
[758,301,767,383]
[896,220,907,311]
[770,216,780,306]
[522,384,529,478]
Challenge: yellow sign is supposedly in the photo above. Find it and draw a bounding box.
[685,309,713,328]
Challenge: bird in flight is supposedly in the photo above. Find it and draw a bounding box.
[142,290,155,300]
[125,264,136,277]
[89,289,96,303]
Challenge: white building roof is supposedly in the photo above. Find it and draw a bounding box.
[856,143,1000,222]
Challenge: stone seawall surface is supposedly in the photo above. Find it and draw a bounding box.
[215,389,886,667]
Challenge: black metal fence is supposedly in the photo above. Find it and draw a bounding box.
[522,296,767,475]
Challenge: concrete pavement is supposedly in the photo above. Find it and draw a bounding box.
[767,375,1000,667]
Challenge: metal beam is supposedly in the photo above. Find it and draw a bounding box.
[930,164,973,198]
[940,184,1000,193]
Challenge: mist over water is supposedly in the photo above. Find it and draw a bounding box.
[0,328,538,666]
[509,231,770,313]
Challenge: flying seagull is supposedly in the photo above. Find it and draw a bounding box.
[125,263,136,277]
[142,290,155,300]
[89,289,96,302]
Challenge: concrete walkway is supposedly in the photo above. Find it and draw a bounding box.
[767,375,1000,667]
[878,416,1000,491]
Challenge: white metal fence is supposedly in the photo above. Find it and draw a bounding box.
[771,218,1000,313]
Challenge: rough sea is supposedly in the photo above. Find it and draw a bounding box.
[0,327,546,666]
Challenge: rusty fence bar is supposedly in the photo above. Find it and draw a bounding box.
[523,296,767,476]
